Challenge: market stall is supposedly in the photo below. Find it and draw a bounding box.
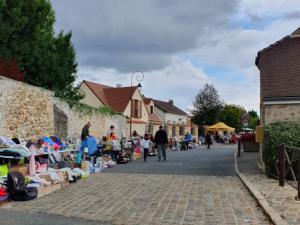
[0,135,119,202]
[206,122,235,135]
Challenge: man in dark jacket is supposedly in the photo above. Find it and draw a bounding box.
[81,122,91,141]
[205,133,211,150]
[154,126,168,161]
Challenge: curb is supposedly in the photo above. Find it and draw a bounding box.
[234,151,288,225]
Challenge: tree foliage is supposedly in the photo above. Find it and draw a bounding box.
[219,104,246,132]
[248,110,260,129]
[0,0,81,100]
[263,122,300,174]
[192,84,224,126]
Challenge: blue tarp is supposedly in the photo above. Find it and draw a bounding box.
[80,136,98,156]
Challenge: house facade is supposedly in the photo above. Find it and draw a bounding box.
[153,99,198,140]
[256,27,300,170]
[256,27,300,126]
[143,98,163,135]
[79,80,149,137]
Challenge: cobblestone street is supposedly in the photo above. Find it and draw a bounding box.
[1,146,272,225]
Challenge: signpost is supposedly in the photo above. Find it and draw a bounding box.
[241,112,249,131]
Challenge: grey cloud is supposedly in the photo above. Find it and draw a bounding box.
[51,0,238,72]
[284,11,300,20]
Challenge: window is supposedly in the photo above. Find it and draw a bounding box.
[172,126,176,137]
[179,126,185,136]
[150,105,154,114]
[132,100,142,118]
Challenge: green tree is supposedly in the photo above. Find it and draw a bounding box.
[248,110,260,129]
[192,84,224,126]
[0,0,80,100]
[219,104,246,132]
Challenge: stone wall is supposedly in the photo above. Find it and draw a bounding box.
[0,76,54,138]
[264,104,300,125]
[0,76,126,140]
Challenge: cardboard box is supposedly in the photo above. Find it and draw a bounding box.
[37,185,52,197]
[56,171,64,182]
[38,174,52,183]
[51,183,62,192]
[10,165,29,176]
[81,161,90,172]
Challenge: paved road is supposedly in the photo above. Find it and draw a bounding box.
[0,145,272,225]
[104,145,236,176]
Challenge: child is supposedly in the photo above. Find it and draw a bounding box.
[142,134,151,162]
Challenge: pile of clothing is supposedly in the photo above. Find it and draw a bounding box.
[0,136,31,158]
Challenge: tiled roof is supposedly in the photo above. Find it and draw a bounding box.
[153,99,186,116]
[104,87,137,113]
[256,27,300,66]
[291,27,300,36]
[143,97,152,105]
[83,80,137,113]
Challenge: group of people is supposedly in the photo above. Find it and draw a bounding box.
[131,125,168,162]
[80,122,169,163]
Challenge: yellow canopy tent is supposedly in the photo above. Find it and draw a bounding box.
[206,122,235,133]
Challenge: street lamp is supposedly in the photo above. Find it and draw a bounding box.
[130,71,144,137]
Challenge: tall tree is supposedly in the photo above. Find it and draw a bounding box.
[0,0,80,100]
[192,84,224,126]
[248,110,260,129]
[219,104,246,132]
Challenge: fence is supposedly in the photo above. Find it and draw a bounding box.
[276,144,300,200]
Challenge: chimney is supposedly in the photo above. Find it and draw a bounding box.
[116,84,122,88]
[169,99,173,105]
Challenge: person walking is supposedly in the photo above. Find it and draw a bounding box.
[142,134,151,162]
[205,133,211,150]
[154,126,168,161]
[81,122,91,141]
[131,130,141,160]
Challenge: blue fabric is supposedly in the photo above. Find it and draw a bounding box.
[53,136,66,148]
[42,136,55,146]
[185,134,193,142]
[80,137,98,156]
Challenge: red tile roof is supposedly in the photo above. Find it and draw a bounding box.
[83,80,137,113]
[143,97,152,105]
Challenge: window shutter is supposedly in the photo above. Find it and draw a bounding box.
[131,100,136,118]
[138,100,142,118]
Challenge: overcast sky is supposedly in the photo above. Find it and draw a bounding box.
[51,0,300,113]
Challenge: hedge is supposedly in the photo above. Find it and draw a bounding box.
[263,121,300,173]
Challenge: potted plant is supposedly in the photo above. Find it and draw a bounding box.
[241,133,259,152]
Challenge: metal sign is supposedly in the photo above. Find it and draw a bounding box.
[241,112,249,127]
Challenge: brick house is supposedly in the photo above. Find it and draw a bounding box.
[79,80,149,137]
[256,27,300,125]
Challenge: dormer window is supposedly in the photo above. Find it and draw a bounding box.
[150,105,154,114]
